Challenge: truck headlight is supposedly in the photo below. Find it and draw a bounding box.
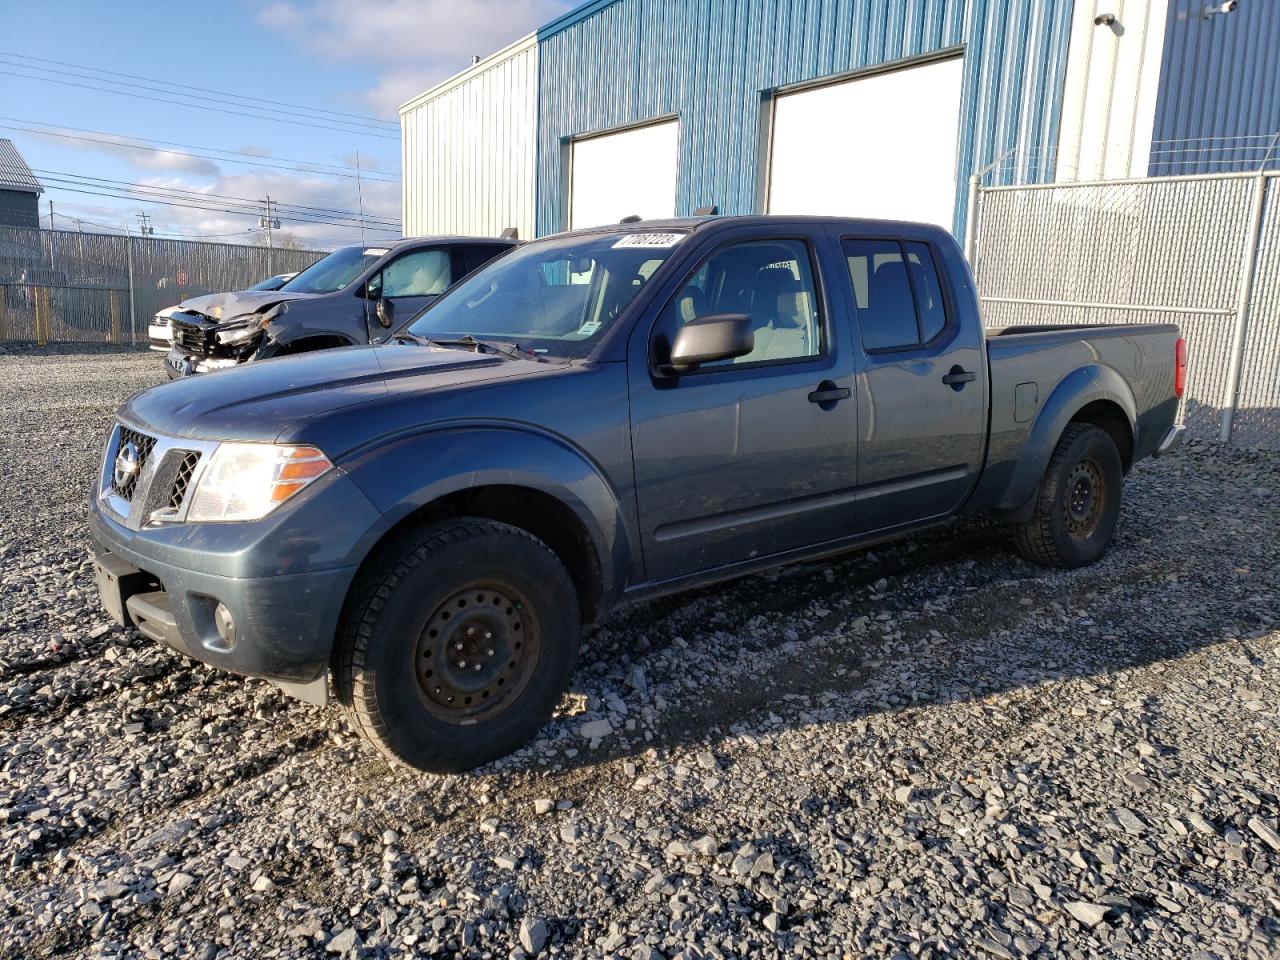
[187,443,333,522]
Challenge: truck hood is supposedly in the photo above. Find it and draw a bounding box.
[172,289,318,322]
[120,343,550,442]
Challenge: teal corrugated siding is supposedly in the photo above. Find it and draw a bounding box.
[1150,0,1280,175]
[535,0,1074,236]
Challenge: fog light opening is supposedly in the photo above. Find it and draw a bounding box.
[213,602,238,650]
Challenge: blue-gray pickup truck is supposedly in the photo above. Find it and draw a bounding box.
[90,216,1186,771]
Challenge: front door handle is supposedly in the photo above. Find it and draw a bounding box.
[808,381,852,406]
[942,366,977,389]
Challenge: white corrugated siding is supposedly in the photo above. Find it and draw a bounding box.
[1054,0,1169,182]
[400,35,538,240]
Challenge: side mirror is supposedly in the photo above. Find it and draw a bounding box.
[375,297,395,328]
[666,313,753,373]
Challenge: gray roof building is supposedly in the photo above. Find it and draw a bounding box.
[0,139,43,194]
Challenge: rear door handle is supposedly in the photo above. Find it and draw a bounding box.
[808,381,852,405]
[941,366,977,388]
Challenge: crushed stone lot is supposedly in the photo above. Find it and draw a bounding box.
[1,346,1278,960]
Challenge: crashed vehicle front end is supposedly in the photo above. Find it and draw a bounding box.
[166,300,292,377]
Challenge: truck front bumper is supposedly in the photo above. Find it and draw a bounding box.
[88,477,377,705]
[163,346,242,379]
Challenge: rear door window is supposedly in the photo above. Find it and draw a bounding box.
[904,242,947,342]
[843,238,949,351]
[462,244,509,274]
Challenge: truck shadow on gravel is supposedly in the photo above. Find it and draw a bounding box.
[503,468,1275,780]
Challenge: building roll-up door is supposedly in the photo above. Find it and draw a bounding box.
[570,119,679,229]
[767,56,964,230]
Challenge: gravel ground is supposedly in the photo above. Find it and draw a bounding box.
[1,348,1278,960]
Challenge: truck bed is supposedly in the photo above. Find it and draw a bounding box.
[973,321,1182,517]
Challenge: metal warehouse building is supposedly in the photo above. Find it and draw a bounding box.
[401,0,1279,241]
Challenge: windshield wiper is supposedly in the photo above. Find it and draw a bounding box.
[417,334,569,363]
[389,332,434,347]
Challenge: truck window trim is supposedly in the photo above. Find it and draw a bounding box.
[839,234,956,357]
[646,233,832,379]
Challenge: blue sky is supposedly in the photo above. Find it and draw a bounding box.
[0,0,572,248]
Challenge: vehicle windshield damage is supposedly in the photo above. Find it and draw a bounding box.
[405,231,687,359]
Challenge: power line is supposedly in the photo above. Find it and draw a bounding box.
[0,118,401,182]
[0,69,400,140]
[29,167,402,226]
[0,56,396,134]
[0,50,398,128]
[33,180,403,233]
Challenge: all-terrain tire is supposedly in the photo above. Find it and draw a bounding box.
[334,518,580,772]
[1013,423,1124,569]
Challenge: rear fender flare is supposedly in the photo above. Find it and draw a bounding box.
[339,424,632,609]
[993,364,1137,520]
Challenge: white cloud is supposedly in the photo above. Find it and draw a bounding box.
[29,128,221,177]
[53,169,400,250]
[154,168,401,248]
[258,0,572,114]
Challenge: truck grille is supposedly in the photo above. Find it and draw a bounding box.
[168,451,201,509]
[112,427,156,501]
[170,318,210,355]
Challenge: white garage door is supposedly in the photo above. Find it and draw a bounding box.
[570,119,679,229]
[768,57,964,230]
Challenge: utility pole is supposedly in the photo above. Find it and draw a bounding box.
[355,151,367,247]
[136,211,154,237]
[124,219,137,344]
[47,200,55,272]
[259,196,279,274]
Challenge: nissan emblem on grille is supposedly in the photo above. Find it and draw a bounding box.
[113,441,140,489]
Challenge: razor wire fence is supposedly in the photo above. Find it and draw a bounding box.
[970,170,1280,448]
[0,226,326,346]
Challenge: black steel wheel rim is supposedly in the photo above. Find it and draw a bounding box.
[1064,459,1105,538]
[414,583,539,723]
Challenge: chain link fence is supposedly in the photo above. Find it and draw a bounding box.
[0,227,326,345]
[971,170,1279,448]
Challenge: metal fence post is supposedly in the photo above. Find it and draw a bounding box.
[125,234,138,345]
[1219,172,1269,443]
[964,173,981,267]
[35,287,47,346]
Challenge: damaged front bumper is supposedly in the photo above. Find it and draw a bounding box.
[166,310,270,377]
[164,349,245,378]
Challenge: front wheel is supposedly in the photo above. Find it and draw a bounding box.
[1013,423,1124,569]
[334,518,580,772]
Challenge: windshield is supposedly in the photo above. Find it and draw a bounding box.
[281,245,388,295]
[246,274,289,292]
[406,231,686,359]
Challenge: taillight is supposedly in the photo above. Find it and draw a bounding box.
[1174,338,1187,398]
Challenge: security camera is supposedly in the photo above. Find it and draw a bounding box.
[1093,12,1116,25]
[1202,1,1238,17]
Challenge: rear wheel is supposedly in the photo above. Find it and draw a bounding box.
[334,518,580,772]
[1013,423,1123,568]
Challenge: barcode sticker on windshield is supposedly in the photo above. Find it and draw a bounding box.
[613,233,684,248]
[364,248,390,256]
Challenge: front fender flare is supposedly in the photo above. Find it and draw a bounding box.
[993,364,1137,520]
[338,424,633,610]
